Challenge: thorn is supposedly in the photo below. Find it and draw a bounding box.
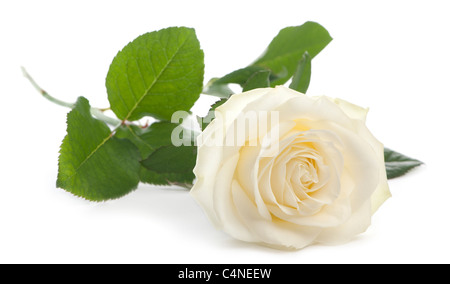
[141,119,150,129]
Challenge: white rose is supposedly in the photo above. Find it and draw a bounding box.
[190,86,391,250]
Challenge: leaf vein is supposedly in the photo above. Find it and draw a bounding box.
[123,35,190,121]
[63,132,113,185]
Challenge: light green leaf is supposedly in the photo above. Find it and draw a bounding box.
[253,21,332,86]
[289,52,312,94]
[106,27,204,122]
[242,69,271,92]
[203,78,235,98]
[57,97,141,201]
[384,148,423,179]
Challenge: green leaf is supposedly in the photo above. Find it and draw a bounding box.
[57,97,141,201]
[384,148,423,179]
[115,122,197,186]
[242,70,271,92]
[289,52,312,94]
[139,168,194,187]
[115,122,179,159]
[141,145,197,184]
[210,98,227,110]
[210,21,331,93]
[253,21,332,86]
[214,66,271,87]
[106,27,204,122]
[114,124,155,159]
[198,98,227,130]
[202,78,235,98]
[206,66,275,98]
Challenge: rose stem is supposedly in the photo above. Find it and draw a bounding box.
[21,66,121,127]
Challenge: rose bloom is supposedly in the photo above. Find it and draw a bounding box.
[190,86,390,250]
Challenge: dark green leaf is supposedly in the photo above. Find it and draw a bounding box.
[205,66,274,99]
[114,124,155,159]
[57,97,141,201]
[253,21,332,86]
[289,52,312,93]
[242,70,271,92]
[214,66,271,87]
[207,66,276,99]
[115,121,196,186]
[198,98,227,130]
[141,145,197,184]
[106,27,204,121]
[115,122,181,159]
[139,168,194,187]
[210,98,227,110]
[384,148,423,179]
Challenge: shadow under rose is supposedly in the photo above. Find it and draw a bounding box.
[80,183,376,256]
[85,183,223,242]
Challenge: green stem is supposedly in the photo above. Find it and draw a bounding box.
[22,67,121,127]
[90,108,122,127]
[22,67,75,108]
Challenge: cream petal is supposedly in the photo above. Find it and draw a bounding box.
[351,119,391,214]
[279,96,356,133]
[192,86,389,250]
[331,124,382,210]
[212,153,260,241]
[190,121,225,227]
[316,199,372,244]
[215,88,271,127]
[232,180,322,249]
[216,86,297,140]
[236,142,260,200]
[270,158,289,207]
[236,142,272,221]
[268,195,351,228]
[329,97,369,122]
[371,179,391,214]
[285,170,353,227]
[271,167,351,228]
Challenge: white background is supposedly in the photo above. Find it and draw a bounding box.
[1,0,449,264]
